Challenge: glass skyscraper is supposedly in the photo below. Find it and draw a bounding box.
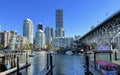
[23,18,33,44]
[55,9,65,37]
[35,23,46,49]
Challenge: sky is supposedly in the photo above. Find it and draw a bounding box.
[0,0,120,37]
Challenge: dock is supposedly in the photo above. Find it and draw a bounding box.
[0,53,31,75]
[112,61,120,65]
[0,63,31,75]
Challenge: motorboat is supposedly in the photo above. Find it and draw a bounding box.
[38,51,47,55]
[29,53,35,57]
[86,51,94,54]
[66,51,73,55]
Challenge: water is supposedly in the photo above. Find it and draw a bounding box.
[53,55,85,75]
[19,54,85,75]
[18,53,120,75]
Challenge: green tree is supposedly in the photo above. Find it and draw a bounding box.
[47,44,52,50]
[0,45,4,50]
[23,44,31,50]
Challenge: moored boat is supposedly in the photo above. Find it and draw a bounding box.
[66,51,73,55]
[91,59,118,75]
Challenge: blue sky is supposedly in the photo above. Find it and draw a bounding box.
[0,0,120,37]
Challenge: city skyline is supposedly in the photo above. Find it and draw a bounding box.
[0,0,120,37]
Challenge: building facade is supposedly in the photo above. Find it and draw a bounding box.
[53,37,73,49]
[55,9,65,37]
[4,31,11,48]
[0,31,11,48]
[45,27,54,45]
[0,32,4,46]
[9,35,28,50]
[35,24,46,50]
[35,30,46,50]
[23,18,33,44]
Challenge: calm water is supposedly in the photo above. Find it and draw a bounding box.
[18,53,119,75]
[19,54,85,75]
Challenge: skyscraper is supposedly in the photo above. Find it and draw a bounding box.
[23,18,33,44]
[35,23,46,49]
[55,9,65,37]
[4,30,11,48]
[45,27,54,45]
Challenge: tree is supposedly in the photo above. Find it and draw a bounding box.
[47,44,52,50]
[0,45,4,50]
[22,44,31,50]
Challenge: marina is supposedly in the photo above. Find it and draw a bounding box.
[0,1,120,75]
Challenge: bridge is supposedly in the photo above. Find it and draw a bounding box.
[79,10,120,49]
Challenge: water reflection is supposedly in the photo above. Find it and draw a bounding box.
[17,53,120,75]
[19,55,46,75]
[53,55,85,75]
[19,54,85,75]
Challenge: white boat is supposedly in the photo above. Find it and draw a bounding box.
[86,51,94,54]
[48,51,57,55]
[29,53,35,57]
[66,51,73,55]
[38,51,47,55]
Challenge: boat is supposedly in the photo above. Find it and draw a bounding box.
[48,51,57,55]
[86,51,94,54]
[91,59,118,75]
[66,51,73,55]
[29,53,35,57]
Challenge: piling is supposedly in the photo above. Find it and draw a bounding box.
[115,51,117,61]
[17,56,19,75]
[47,54,49,70]
[110,51,112,62]
[50,54,53,75]
[26,53,28,75]
[94,52,96,70]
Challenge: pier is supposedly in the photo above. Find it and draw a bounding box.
[0,53,31,75]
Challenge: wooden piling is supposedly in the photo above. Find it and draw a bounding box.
[94,52,96,70]
[13,54,16,67]
[17,56,19,75]
[26,53,28,65]
[115,51,117,60]
[110,51,112,62]
[50,54,53,75]
[47,54,49,70]
[26,53,28,75]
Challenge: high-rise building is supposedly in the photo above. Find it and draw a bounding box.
[51,28,55,39]
[35,24,46,50]
[23,18,33,44]
[45,27,54,45]
[9,35,16,50]
[37,23,43,30]
[55,9,65,37]
[53,37,73,49]
[0,32,4,46]
[0,31,11,48]
[9,35,29,50]
[11,30,17,35]
[4,30,11,48]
